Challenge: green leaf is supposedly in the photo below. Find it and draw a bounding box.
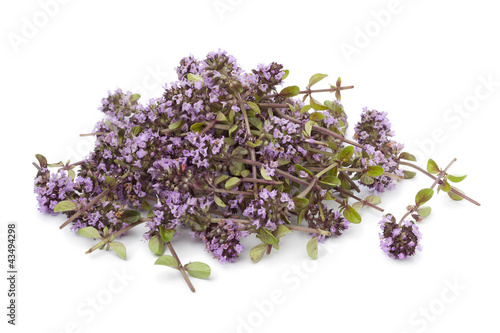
[131,126,142,136]
[417,206,432,218]
[190,122,205,133]
[36,154,48,167]
[246,101,261,114]
[130,93,141,102]
[306,236,318,260]
[240,169,251,178]
[366,195,381,205]
[295,164,313,177]
[77,226,101,239]
[117,128,125,146]
[187,73,203,82]
[250,243,267,263]
[427,159,440,174]
[141,200,152,211]
[214,195,226,207]
[276,225,292,238]
[366,165,384,177]
[216,112,228,122]
[448,174,467,183]
[154,255,178,268]
[259,228,277,245]
[246,140,262,148]
[248,117,263,130]
[320,175,341,187]
[338,146,354,162]
[214,175,230,186]
[148,234,165,255]
[343,205,362,224]
[105,176,117,188]
[231,146,248,157]
[228,124,238,137]
[168,119,184,130]
[399,152,417,162]
[297,209,306,226]
[352,202,363,211]
[403,170,417,179]
[309,112,325,121]
[439,180,451,193]
[109,242,126,260]
[121,210,141,224]
[260,168,272,180]
[54,200,76,213]
[282,70,289,80]
[159,226,175,243]
[448,188,464,201]
[308,73,328,88]
[304,120,315,136]
[279,86,300,98]
[300,105,312,115]
[310,96,328,111]
[103,227,109,237]
[225,177,241,190]
[293,197,309,210]
[277,158,290,167]
[47,161,64,168]
[415,188,434,206]
[185,262,211,279]
[360,174,374,185]
[68,169,76,180]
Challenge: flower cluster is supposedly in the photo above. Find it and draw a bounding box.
[197,220,250,263]
[32,50,477,291]
[353,108,405,192]
[379,215,422,259]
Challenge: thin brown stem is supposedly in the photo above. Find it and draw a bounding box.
[267,107,363,149]
[297,179,317,198]
[262,85,354,99]
[288,225,331,236]
[430,158,457,190]
[167,242,196,293]
[236,93,258,183]
[86,219,148,254]
[239,178,283,185]
[60,173,130,229]
[399,161,480,206]
[339,171,360,193]
[80,132,106,137]
[212,188,254,196]
[335,187,384,212]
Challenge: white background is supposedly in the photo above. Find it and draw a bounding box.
[1,0,498,332]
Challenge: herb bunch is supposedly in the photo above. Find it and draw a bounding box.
[33,50,479,292]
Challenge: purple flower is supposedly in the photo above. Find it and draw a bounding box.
[379,215,422,259]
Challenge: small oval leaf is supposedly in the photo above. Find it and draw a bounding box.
[185,262,211,279]
[77,226,102,239]
[250,243,267,263]
[306,236,318,260]
[109,242,126,260]
[54,200,76,213]
[154,255,178,268]
[148,234,165,255]
[415,188,434,206]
